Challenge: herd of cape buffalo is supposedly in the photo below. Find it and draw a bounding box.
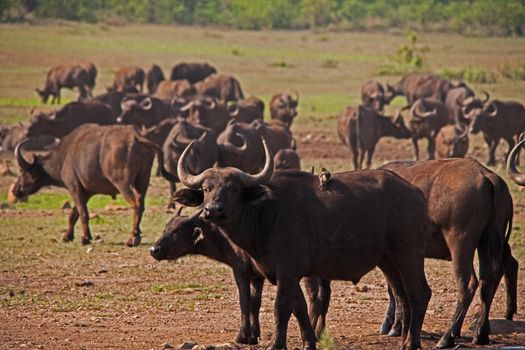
[2,61,525,350]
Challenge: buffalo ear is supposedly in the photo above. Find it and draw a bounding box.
[173,188,203,207]
[245,185,273,206]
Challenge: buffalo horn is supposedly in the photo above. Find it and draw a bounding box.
[506,137,525,185]
[14,140,34,171]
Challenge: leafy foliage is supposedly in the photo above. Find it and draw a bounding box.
[377,32,430,76]
[2,0,525,36]
[439,65,497,84]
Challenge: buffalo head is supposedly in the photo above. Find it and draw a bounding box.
[11,140,49,198]
[271,92,299,126]
[35,88,51,104]
[149,208,204,261]
[116,96,153,125]
[174,136,273,224]
[389,109,412,139]
[450,125,469,157]
[464,96,498,134]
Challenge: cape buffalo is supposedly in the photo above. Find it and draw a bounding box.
[117,95,173,128]
[387,72,435,105]
[180,96,231,135]
[79,61,97,96]
[228,96,264,124]
[274,148,301,170]
[12,124,177,247]
[465,99,525,165]
[0,123,56,152]
[170,62,217,84]
[361,81,396,113]
[435,124,469,158]
[27,101,115,138]
[379,159,518,348]
[36,64,91,104]
[250,119,293,157]
[146,64,165,94]
[173,138,431,350]
[153,80,196,101]
[269,91,299,127]
[112,66,145,92]
[406,98,451,160]
[94,90,128,118]
[444,85,476,124]
[337,105,411,169]
[194,74,244,103]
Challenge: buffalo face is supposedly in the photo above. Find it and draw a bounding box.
[26,113,56,137]
[174,136,274,225]
[116,97,153,125]
[150,209,203,261]
[466,102,498,135]
[12,142,44,198]
[35,88,50,104]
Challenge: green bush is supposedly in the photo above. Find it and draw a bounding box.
[377,31,429,76]
[439,64,497,84]
[500,62,525,81]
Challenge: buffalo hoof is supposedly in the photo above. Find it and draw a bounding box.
[126,235,141,247]
[236,332,255,345]
[81,237,92,245]
[436,333,454,349]
[505,309,515,321]
[473,333,489,345]
[486,161,496,167]
[62,235,74,242]
[387,326,401,337]
[380,320,393,335]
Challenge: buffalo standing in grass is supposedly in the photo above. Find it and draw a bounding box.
[361,81,396,113]
[112,67,145,93]
[36,64,91,104]
[337,105,411,169]
[173,138,431,350]
[27,101,115,139]
[79,61,97,96]
[269,91,299,127]
[12,124,177,247]
[145,64,165,95]
[464,99,525,166]
[170,62,217,84]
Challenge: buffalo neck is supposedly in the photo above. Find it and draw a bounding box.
[38,153,65,188]
[193,219,238,266]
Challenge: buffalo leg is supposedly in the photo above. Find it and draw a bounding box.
[316,279,331,338]
[303,278,321,335]
[437,244,478,349]
[69,190,92,245]
[270,276,300,350]
[117,184,145,247]
[412,137,420,161]
[503,243,518,320]
[168,182,177,209]
[366,145,377,169]
[351,148,359,170]
[292,287,317,350]
[426,136,436,160]
[380,286,396,335]
[233,270,252,344]
[249,277,264,343]
[63,206,79,242]
[487,138,500,166]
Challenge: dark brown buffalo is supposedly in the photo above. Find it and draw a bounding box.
[173,139,431,350]
[79,61,97,96]
[387,72,436,105]
[163,120,217,196]
[194,74,244,103]
[379,159,518,348]
[444,85,476,124]
[274,148,301,170]
[250,119,293,157]
[216,121,265,174]
[337,105,411,169]
[269,91,299,127]
[361,81,396,112]
[411,77,461,103]
[180,96,231,135]
[112,67,145,92]
[0,123,56,152]
[36,64,91,104]
[94,90,128,118]
[407,97,451,160]
[12,124,177,246]
[435,124,469,158]
[170,62,217,84]
[465,99,525,165]
[150,208,328,345]
[153,80,196,101]
[116,95,173,128]
[228,96,264,124]
[27,101,115,138]
[145,64,165,94]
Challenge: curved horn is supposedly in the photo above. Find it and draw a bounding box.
[179,100,194,112]
[187,208,203,222]
[411,100,437,120]
[480,90,490,104]
[14,140,34,171]
[203,98,216,110]
[172,132,193,148]
[485,102,498,117]
[176,206,184,216]
[506,137,525,185]
[140,97,153,110]
[457,95,474,107]
[120,96,136,111]
[177,141,208,188]
[221,133,248,155]
[455,124,469,139]
[229,105,240,117]
[234,137,274,187]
